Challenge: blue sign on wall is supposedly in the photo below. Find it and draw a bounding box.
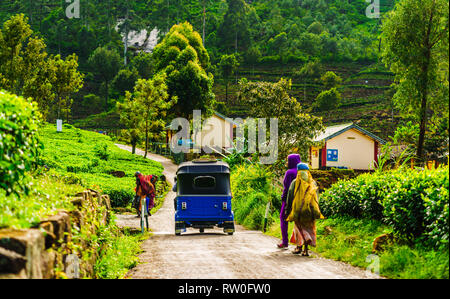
[327,149,338,162]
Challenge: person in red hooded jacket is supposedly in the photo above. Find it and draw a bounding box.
[134,172,158,216]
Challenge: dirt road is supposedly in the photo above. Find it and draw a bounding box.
[115,144,379,279]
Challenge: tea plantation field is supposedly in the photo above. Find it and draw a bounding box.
[39,124,164,207]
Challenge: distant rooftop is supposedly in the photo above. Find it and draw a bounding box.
[313,123,386,144]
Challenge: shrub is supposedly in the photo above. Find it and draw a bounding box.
[231,164,281,230]
[0,90,42,194]
[94,143,110,160]
[320,166,449,247]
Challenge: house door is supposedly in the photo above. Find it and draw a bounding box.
[318,149,323,169]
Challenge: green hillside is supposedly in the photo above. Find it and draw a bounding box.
[0,0,398,137]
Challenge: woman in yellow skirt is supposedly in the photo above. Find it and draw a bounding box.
[285,163,324,256]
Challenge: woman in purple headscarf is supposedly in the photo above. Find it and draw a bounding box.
[277,154,301,248]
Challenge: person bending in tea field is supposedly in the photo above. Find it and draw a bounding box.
[285,163,324,256]
[278,154,301,249]
[134,171,158,217]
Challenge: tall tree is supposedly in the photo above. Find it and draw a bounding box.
[131,73,177,158]
[152,22,215,118]
[0,13,33,94]
[381,0,449,162]
[320,71,342,90]
[116,0,144,66]
[88,46,121,110]
[48,54,84,121]
[217,0,251,53]
[117,91,142,155]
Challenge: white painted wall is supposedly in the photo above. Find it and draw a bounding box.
[325,128,376,170]
[193,115,233,149]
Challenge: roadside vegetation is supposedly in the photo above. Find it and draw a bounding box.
[94,223,146,279]
[0,90,165,278]
[230,164,281,231]
[231,162,449,279]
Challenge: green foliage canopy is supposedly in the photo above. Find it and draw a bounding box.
[381,0,449,160]
[152,22,215,118]
[238,78,324,174]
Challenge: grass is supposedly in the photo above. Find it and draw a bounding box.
[0,171,84,229]
[94,222,148,279]
[265,216,449,279]
[230,163,448,279]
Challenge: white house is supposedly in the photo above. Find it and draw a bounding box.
[166,111,237,153]
[309,123,386,170]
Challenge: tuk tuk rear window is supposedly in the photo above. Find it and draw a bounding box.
[178,173,231,195]
[193,176,216,189]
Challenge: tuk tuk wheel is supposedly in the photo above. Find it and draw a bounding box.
[175,222,184,236]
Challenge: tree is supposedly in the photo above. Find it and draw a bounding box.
[294,60,323,102]
[217,0,251,53]
[0,14,83,122]
[88,46,121,110]
[112,68,139,96]
[131,73,177,158]
[117,91,142,155]
[152,22,215,118]
[320,71,342,90]
[307,21,324,35]
[20,37,55,120]
[218,53,239,102]
[238,78,324,174]
[245,46,261,76]
[131,52,154,79]
[0,14,34,94]
[381,0,449,162]
[267,32,288,57]
[314,87,342,112]
[116,0,144,66]
[48,54,84,122]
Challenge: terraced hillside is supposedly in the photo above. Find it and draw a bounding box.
[215,62,398,141]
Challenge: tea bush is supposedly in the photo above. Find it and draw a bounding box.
[320,166,449,247]
[0,90,42,194]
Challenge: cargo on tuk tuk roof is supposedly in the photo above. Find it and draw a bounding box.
[176,160,230,175]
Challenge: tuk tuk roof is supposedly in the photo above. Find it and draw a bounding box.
[176,160,230,174]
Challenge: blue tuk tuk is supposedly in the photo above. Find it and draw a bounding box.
[174,159,235,235]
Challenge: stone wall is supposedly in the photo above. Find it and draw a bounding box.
[0,190,111,279]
